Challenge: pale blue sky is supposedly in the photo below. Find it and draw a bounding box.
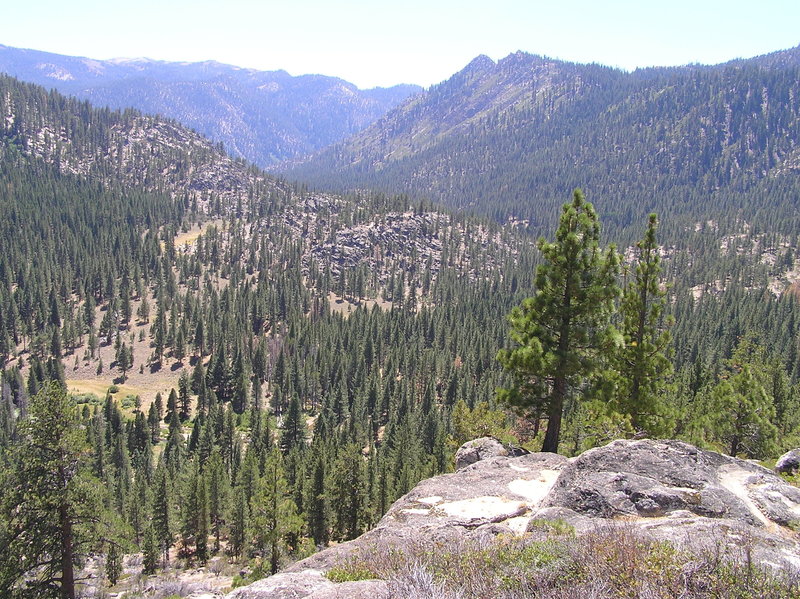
[3,0,798,88]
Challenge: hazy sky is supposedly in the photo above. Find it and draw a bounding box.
[3,0,798,88]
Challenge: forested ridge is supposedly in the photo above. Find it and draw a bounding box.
[287,47,800,242]
[1,70,800,597]
[0,74,540,597]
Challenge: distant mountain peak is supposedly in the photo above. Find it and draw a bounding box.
[464,54,495,73]
[105,56,154,65]
[287,44,800,238]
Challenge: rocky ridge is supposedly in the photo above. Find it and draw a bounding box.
[227,439,800,598]
[1,74,530,298]
[0,77,275,214]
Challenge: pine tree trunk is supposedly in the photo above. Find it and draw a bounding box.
[60,500,76,599]
[270,537,279,575]
[543,286,572,454]
[542,376,565,453]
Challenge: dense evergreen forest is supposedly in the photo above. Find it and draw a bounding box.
[1,72,800,597]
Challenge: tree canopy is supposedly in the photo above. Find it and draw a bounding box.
[497,190,620,452]
[0,382,123,599]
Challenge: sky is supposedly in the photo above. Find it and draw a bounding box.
[3,0,799,89]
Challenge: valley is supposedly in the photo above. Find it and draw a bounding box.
[0,41,799,599]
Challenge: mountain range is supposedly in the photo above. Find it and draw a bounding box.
[286,46,800,240]
[2,40,800,599]
[6,41,800,245]
[0,44,421,166]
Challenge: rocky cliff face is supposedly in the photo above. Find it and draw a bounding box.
[227,439,800,598]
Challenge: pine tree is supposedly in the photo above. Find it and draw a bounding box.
[105,542,122,586]
[178,371,191,421]
[152,298,166,366]
[191,359,206,395]
[228,484,248,560]
[142,525,158,575]
[116,343,132,383]
[147,401,160,444]
[611,214,674,436]
[151,466,172,566]
[249,448,303,574]
[207,448,228,554]
[703,342,779,459]
[154,392,164,421]
[195,474,210,563]
[306,454,329,547]
[280,393,306,454]
[174,327,186,364]
[163,410,183,472]
[0,382,124,599]
[330,443,368,541]
[165,388,178,423]
[127,474,150,545]
[497,190,620,453]
[179,464,200,559]
[137,295,150,324]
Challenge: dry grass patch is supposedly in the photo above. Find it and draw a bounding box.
[173,219,224,249]
[326,525,800,599]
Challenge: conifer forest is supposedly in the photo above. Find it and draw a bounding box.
[1,43,800,598]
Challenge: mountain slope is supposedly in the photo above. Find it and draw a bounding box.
[287,47,800,240]
[0,73,535,389]
[0,74,546,597]
[0,73,280,216]
[3,59,800,599]
[0,44,421,166]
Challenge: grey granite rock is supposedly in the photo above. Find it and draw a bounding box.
[454,436,507,470]
[776,448,800,474]
[225,569,386,599]
[227,439,800,597]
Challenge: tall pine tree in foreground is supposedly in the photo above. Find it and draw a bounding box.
[497,190,620,453]
[0,382,124,599]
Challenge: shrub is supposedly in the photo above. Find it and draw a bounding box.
[527,518,576,537]
[120,394,138,409]
[72,392,102,406]
[326,565,377,583]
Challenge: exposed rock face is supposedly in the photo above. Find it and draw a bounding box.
[546,440,777,521]
[776,448,800,474]
[227,440,800,598]
[454,436,530,470]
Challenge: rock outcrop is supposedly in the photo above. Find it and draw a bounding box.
[225,570,385,599]
[453,436,524,470]
[776,448,800,474]
[227,439,800,598]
